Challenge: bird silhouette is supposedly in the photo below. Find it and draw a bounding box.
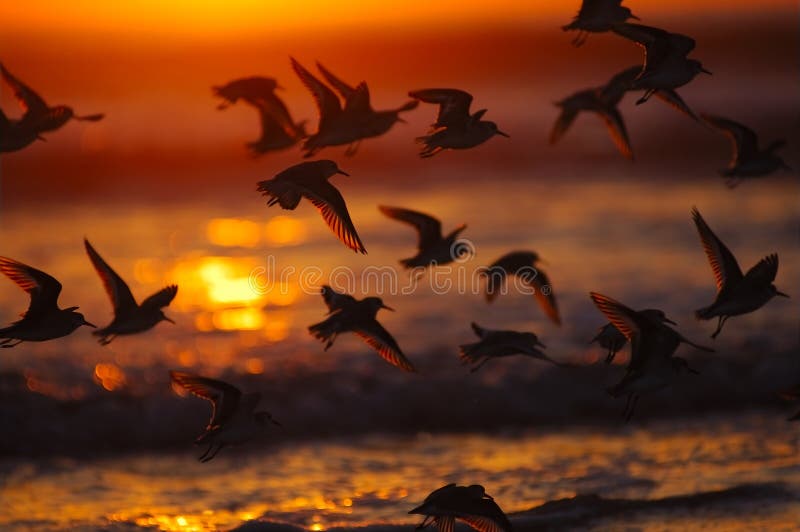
[563,0,639,46]
[482,251,560,326]
[591,308,675,363]
[84,239,177,345]
[601,65,700,121]
[0,257,95,347]
[460,322,559,372]
[257,160,367,254]
[378,205,469,269]
[409,483,513,532]
[0,107,43,153]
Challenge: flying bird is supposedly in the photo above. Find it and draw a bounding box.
[409,483,513,532]
[700,114,791,187]
[481,251,560,326]
[562,0,639,46]
[591,308,675,363]
[213,76,306,155]
[590,292,712,421]
[460,322,559,372]
[0,256,95,347]
[691,207,788,338]
[257,160,367,254]
[378,205,469,269]
[170,371,281,463]
[84,239,178,345]
[409,88,508,158]
[308,286,415,372]
[601,65,701,121]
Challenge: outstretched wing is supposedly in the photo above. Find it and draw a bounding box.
[321,285,356,313]
[315,62,372,114]
[691,207,743,293]
[700,114,759,165]
[526,268,561,325]
[549,107,579,145]
[654,90,699,121]
[378,205,442,250]
[140,285,178,310]
[170,371,242,429]
[409,88,473,129]
[290,57,342,129]
[0,256,62,319]
[354,319,416,372]
[599,106,633,160]
[589,292,641,341]
[84,239,138,317]
[601,65,641,104]
[0,63,49,119]
[743,254,779,286]
[303,180,367,254]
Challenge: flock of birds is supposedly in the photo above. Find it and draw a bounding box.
[1,1,797,530]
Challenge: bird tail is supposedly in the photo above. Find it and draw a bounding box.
[458,343,482,363]
[256,180,302,209]
[308,318,338,350]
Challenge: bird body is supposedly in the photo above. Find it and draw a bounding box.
[378,205,468,268]
[460,322,556,372]
[482,251,560,325]
[601,65,700,120]
[592,308,674,363]
[410,483,513,532]
[563,0,639,46]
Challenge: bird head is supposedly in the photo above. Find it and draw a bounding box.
[522,332,546,349]
[317,159,349,178]
[623,7,639,21]
[641,308,676,325]
[690,60,712,76]
[672,357,700,375]
[160,310,176,324]
[364,297,394,313]
[486,121,510,138]
[67,308,96,329]
[255,411,282,428]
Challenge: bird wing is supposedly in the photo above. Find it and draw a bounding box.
[434,516,455,532]
[140,285,179,310]
[303,180,367,254]
[471,321,489,338]
[599,106,633,160]
[460,515,510,532]
[353,319,415,372]
[252,105,297,148]
[0,256,62,319]
[290,57,342,128]
[700,114,759,164]
[315,62,357,100]
[169,371,242,429]
[321,285,356,313]
[84,239,138,317]
[378,205,442,250]
[654,90,699,121]
[525,268,561,325]
[691,207,743,292]
[483,252,537,302]
[409,88,473,128]
[613,24,693,72]
[251,92,301,138]
[589,292,641,341]
[601,65,641,104]
[315,62,372,114]
[549,107,579,145]
[0,63,49,119]
[743,254,779,286]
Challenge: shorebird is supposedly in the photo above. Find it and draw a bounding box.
[378,205,469,269]
[213,76,306,155]
[700,114,791,187]
[612,24,710,104]
[691,207,788,338]
[409,88,508,158]
[562,0,639,46]
[84,239,178,345]
[0,108,44,152]
[481,251,560,326]
[591,308,675,363]
[409,483,513,532]
[291,58,417,157]
[601,65,701,121]
[308,285,415,372]
[170,371,281,463]
[0,256,95,347]
[257,160,367,254]
[460,322,559,372]
[0,62,104,137]
[779,385,800,421]
[590,292,711,421]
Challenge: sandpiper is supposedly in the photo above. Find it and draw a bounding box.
[170,371,281,462]
[378,205,468,269]
[601,65,700,121]
[257,160,367,254]
[0,256,95,347]
[590,292,711,420]
[591,308,675,363]
[409,483,513,532]
[213,76,306,155]
[612,24,710,104]
[700,114,791,187]
[482,251,560,326]
[691,207,788,338]
[409,88,508,158]
[309,285,415,372]
[562,0,639,46]
[84,239,178,345]
[460,322,559,372]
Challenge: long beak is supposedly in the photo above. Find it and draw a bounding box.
[163,315,176,324]
[336,170,350,176]
[36,135,47,142]
[701,68,712,75]
[496,130,510,138]
[664,317,677,325]
[271,416,283,427]
[776,290,790,298]
[396,116,407,124]
[381,304,395,312]
[630,15,641,20]
[83,320,97,328]
[536,341,547,349]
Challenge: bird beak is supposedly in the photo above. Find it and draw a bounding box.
[496,130,510,138]
[536,341,547,349]
[701,67,712,75]
[83,320,97,328]
[396,117,407,124]
[163,315,176,324]
[630,15,641,20]
[776,290,790,298]
[336,170,350,176]
[36,135,47,142]
[381,304,395,312]
[276,84,285,91]
[664,317,677,325]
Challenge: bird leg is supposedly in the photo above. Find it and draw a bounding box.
[636,90,656,105]
[605,347,616,364]
[98,335,116,346]
[624,395,639,423]
[200,443,225,463]
[197,444,213,461]
[710,316,729,339]
[470,357,492,373]
[324,334,337,351]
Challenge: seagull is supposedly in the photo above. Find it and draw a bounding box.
[562,0,639,46]
[0,62,104,137]
[308,285,415,372]
[409,88,508,158]
[84,239,178,345]
[612,23,711,104]
[213,76,306,155]
[481,251,560,326]
[378,205,469,269]
[590,292,712,421]
[700,114,791,187]
[591,308,675,363]
[601,65,701,121]
[0,256,95,347]
[409,483,513,532]
[460,322,560,372]
[291,58,417,157]
[170,371,281,463]
[691,207,788,338]
[257,160,367,254]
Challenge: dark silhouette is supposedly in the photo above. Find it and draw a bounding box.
[378,205,468,269]
[563,0,639,46]
[460,322,558,372]
[591,309,675,363]
[409,483,513,532]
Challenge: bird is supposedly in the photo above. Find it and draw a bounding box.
[84,238,178,345]
[591,308,676,364]
[170,371,281,463]
[779,385,800,421]
[562,0,639,46]
[600,65,701,121]
[291,58,417,157]
[213,76,306,155]
[0,107,44,153]
[0,256,95,347]
[590,292,712,421]
[257,160,367,254]
[378,205,469,269]
[691,207,788,338]
[308,285,415,372]
[481,251,560,326]
[409,88,508,158]
[459,322,560,372]
[0,62,104,138]
[409,483,513,532]
[700,114,791,187]
[612,23,711,104]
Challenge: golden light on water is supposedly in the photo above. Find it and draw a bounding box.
[94,363,127,391]
[212,308,265,330]
[207,218,261,248]
[264,216,308,246]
